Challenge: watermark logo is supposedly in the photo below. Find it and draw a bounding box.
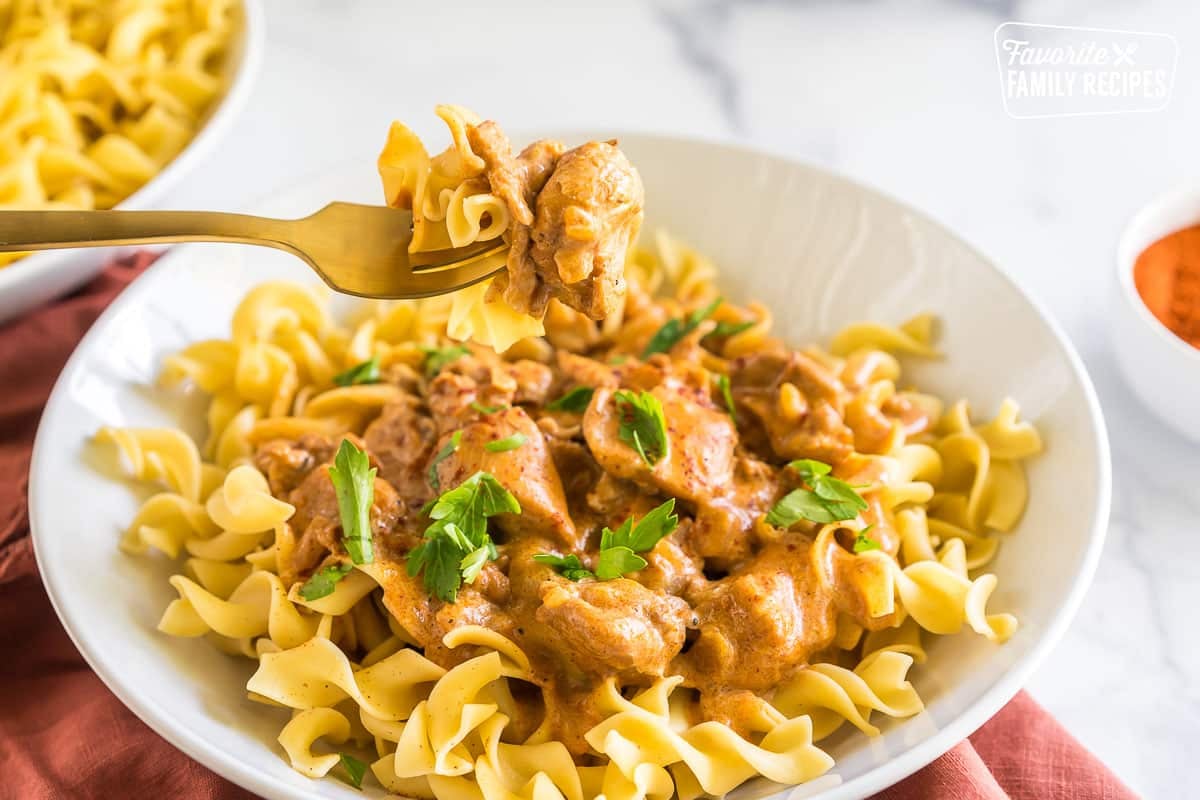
[994,23,1177,118]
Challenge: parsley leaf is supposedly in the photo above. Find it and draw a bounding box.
[298,563,353,601]
[332,356,381,387]
[600,498,679,553]
[536,500,678,582]
[546,386,594,413]
[421,345,470,377]
[328,439,375,564]
[428,472,518,549]
[408,472,520,601]
[765,459,868,528]
[643,296,723,357]
[471,401,505,414]
[790,458,833,482]
[484,433,527,453]
[407,535,464,602]
[614,389,670,466]
[459,544,492,583]
[427,431,461,492]
[533,553,594,581]
[853,525,882,553]
[337,752,368,789]
[595,546,646,579]
[705,319,755,340]
[715,373,737,424]
[765,490,837,527]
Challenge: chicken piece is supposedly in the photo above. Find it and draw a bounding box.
[373,558,437,645]
[471,119,642,321]
[375,558,513,668]
[286,462,412,575]
[732,350,846,411]
[781,400,855,464]
[638,528,706,597]
[697,689,782,739]
[733,350,855,464]
[535,578,692,680]
[428,370,480,433]
[686,456,782,568]
[677,537,837,691]
[467,122,563,227]
[506,359,556,405]
[254,433,337,496]
[583,382,736,504]
[528,141,643,320]
[362,392,438,509]
[470,122,565,315]
[433,406,576,546]
[556,350,618,391]
[427,355,557,432]
[585,472,646,521]
[380,362,424,394]
[547,438,603,517]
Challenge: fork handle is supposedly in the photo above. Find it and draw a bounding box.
[0,210,295,252]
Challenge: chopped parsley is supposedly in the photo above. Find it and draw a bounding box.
[337,752,369,789]
[595,547,647,580]
[332,356,381,387]
[705,319,755,340]
[407,471,519,602]
[298,563,353,601]
[532,553,594,581]
[614,389,670,466]
[485,433,527,453]
[328,439,375,564]
[536,499,679,582]
[427,430,461,492]
[642,296,723,358]
[765,459,869,528]
[600,499,679,553]
[715,373,737,424]
[546,386,595,413]
[421,344,469,377]
[470,401,505,414]
[852,525,882,553]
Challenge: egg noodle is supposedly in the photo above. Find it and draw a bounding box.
[0,0,237,264]
[96,222,1041,797]
[377,104,545,352]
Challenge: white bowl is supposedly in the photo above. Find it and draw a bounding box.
[29,134,1111,800]
[0,0,265,326]
[1113,186,1200,441]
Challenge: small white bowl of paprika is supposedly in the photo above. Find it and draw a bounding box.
[1114,186,1200,440]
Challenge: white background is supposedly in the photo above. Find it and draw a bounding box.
[171,1,1200,796]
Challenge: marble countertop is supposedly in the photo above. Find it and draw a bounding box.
[174,1,1200,795]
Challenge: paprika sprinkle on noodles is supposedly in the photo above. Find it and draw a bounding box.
[1133,225,1200,350]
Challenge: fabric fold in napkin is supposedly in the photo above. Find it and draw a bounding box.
[0,255,1139,800]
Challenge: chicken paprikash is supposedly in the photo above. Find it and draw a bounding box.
[98,110,1042,799]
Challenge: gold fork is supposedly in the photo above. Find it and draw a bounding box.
[0,204,507,299]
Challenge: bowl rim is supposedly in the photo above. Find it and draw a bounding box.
[1114,182,1200,365]
[28,130,1113,800]
[0,0,266,293]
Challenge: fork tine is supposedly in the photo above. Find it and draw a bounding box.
[410,241,506,271]
[380,250,506,299]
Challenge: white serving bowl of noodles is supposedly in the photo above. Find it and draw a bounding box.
[28,133,1110,800]
[0,0,264,325]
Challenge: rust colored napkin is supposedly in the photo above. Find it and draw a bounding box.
[0,256,1139,800]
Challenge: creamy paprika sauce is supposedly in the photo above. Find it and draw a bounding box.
[1134,224,1200,349]
[254,316,935,758]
